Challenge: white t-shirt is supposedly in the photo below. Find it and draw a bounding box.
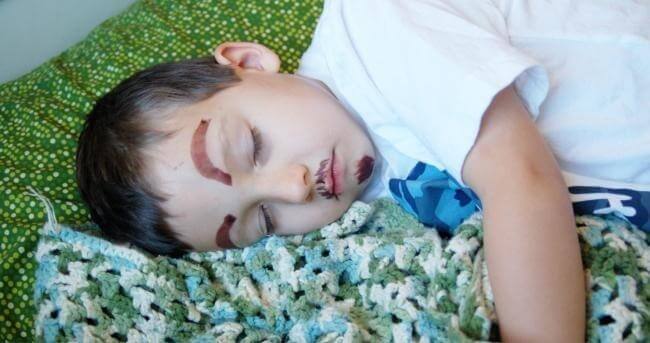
[296,0,650,223]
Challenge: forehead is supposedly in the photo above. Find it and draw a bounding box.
[145,98,228,198]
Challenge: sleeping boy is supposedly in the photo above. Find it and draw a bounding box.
[76,0,650,341]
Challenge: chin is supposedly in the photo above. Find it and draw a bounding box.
[335,196,356,217]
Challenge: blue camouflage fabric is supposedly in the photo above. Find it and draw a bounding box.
[390,161,650,234]
[388,162,482,235]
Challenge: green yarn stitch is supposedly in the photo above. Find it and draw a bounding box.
[33,199,650,341]
[0,1,324,339]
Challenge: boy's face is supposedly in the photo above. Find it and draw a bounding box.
[148,67,376,251]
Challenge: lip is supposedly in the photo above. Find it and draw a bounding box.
[315,148,345,200]
[330,149,345,196]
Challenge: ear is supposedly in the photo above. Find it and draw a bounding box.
[214,42,281,72]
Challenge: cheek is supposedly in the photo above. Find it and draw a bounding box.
[288,117,332,140]
[278,104,342,136]
[274,199,352,235]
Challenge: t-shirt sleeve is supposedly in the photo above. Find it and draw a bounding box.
[295,7,331,85]
[328,0,550,188]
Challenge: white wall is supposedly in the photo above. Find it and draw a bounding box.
[0,0,137,83]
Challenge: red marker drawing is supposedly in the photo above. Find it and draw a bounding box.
[190,119,232,185]
[216,214,237,249]
[355,155,375,184]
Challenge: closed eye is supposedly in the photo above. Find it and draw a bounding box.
[249,125,274,235]
[251,126,262,166]
[259,203,275,234]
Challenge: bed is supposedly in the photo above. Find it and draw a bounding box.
[0,0,648,341]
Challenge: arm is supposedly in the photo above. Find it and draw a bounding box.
[461,84,585,342]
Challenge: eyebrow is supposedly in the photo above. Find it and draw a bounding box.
[190,119,232,186]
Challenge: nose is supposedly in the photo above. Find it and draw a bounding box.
[253,164,313,204]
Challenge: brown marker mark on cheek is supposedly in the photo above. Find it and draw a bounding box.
[355,155,375,184]
[191,119,232,185]
[216,214,237,249]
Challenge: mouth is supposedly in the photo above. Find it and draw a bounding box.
[315,148,343,200]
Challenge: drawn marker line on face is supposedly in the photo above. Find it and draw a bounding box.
[314,156,339,200]
[216,214,237,249]
[191,119,232,185]
[355,155,375,184]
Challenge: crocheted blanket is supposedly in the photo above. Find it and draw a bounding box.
[33,198,650,342]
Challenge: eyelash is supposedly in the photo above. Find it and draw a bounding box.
[251,127,262,165]
[260,203,275,234]
[251,126,273,234]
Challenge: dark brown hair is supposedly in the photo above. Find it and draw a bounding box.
[76,56,241,257]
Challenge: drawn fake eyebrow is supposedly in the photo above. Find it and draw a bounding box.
[190,119,232,186]
[216,214,237,249]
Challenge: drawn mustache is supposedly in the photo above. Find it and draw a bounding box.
[314,157,338,200]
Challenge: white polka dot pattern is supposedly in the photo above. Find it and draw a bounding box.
[0,0,324,340]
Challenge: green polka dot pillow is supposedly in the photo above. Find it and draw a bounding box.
[0,0,323,340]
